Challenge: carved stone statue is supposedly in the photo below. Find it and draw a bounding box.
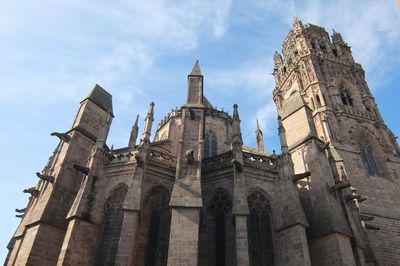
[184,149,194,165]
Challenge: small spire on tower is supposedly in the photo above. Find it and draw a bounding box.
[140,102,155,145]
[231,104,243,172]
[255,119,264,153]
[128,114,139,148]
[190,60,202,76]
[186,60,204,106]
[232,104,243,145]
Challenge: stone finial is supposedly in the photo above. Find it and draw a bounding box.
[141,102,155,145]
[232,104,242,138]
[255,119,264,153]
[292,17,303,32]
[128,114,139,148]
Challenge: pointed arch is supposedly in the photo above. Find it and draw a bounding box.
[330,77,359,107]
[355,127,385,178]
[97,184,128,266]
[143,185,171,266]
[199,187,234,266]
[205,130,218,158]
[316,94,322,108]
[247,189,275,266]
[208,188,232,266]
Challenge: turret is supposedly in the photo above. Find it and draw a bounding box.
[140,102,154,145]
[255,119,264,153]
[128,114,139,148]
[186,60,204,106]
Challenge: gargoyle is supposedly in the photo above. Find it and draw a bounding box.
[50,132,71,142]
[292,171,311,182]
[73,164,90,175]
[328,181,351,192]
[23,187,39,197]
[184,149,194,165]
[36,172,55,183]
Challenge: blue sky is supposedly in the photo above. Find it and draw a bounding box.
[1,0,399,260]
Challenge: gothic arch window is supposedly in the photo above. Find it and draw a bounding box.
[204,131,218,158]
[144,186,171,266]
[97,185,128,266]
[361,145,380,177]
[316,94,322,108]
[207,189,232,266]
[247,190,275,266]
[339,85,354,107]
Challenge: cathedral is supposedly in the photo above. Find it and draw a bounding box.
[5,20,400,266]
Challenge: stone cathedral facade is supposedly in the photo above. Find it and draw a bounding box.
[5,20,400,266]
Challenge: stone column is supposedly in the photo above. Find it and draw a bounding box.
[167,207,201,266]
[275,224,311,266]
[115,210,140,265]
[234,214,250,266]
[57,218,99,265]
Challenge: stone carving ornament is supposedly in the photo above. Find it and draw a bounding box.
[184,149,194,165]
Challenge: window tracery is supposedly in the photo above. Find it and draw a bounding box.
[204,131,218,158]
[207,189,232,266]
[247,191,275,266]
[97,185,128,266]
[361,145,380,177]
[144,186,171,266]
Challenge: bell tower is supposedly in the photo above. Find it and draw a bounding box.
[272,19,400,265]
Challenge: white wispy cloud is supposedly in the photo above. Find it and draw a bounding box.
[0,0,232,105]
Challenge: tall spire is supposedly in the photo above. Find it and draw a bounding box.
[186,60,204,106]
[255,119,264,153]
[128,114,139,148]
[140,102,154,145]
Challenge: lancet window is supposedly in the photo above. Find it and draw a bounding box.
[361,145,380,177]
[144,186,171,266]
[204,131,218,158]
[339,85,354,107]
[208,189,232,266]
[97,185,128,266]
[247,191,275,266]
